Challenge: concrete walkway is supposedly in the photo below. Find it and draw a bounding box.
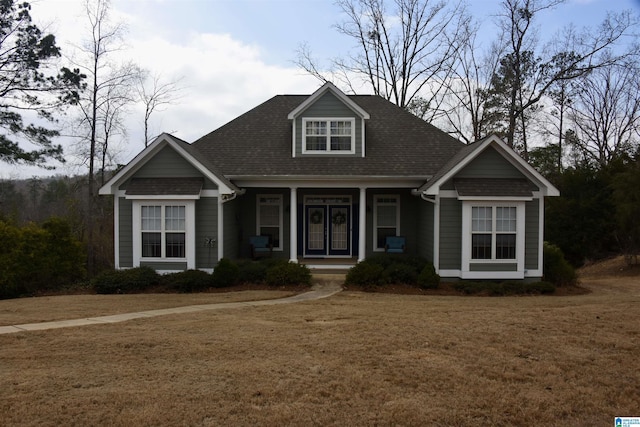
[0,275,344,335]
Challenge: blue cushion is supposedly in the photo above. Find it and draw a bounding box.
[385,236,405,248]
[250,236,270,248]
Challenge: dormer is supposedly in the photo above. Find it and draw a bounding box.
[288,82,370,158]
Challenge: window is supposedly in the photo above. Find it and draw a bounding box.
[141,205,186,258]
[374,195,399,251]
[257,195,282,250]
[303,118,355,153]
[471,206,517,260]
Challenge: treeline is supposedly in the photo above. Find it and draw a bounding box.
[542,152,640,266]
[0,175,114,277]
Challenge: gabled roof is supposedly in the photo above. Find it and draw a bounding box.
[287,82,370,120]
[192,94,464,178]
[98,133,239,196]
[419,135,560,197]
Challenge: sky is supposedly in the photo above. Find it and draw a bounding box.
[2,0,640,179]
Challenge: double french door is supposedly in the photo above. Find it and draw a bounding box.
[305,201,351,257]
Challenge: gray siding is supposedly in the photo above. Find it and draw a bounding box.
[471,263,518,272]
[126,146,218,189]
[223,197,240,259]
[118,198,133,268]
[417,199,434,262]
[196,197,218,268]
[238,189,290,259]
[295,92,363,157]
[525,199,540,270]
[439,198,462,270]
[140,261,187,270]
[442,147,536,190]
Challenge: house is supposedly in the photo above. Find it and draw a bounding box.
[99,82,559,280]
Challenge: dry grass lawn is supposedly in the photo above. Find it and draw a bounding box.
[1,257,639,426]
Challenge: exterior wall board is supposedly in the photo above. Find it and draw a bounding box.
[525,199,540,270]
[417,199,434,262]
[140,261,187,270]
[470,263,518,272]
[439,198,462,270]
[118,197,133,268]
[196,197,218,268]
[456,148,528,179]
[223,198,240,259]
[127,146,218,189]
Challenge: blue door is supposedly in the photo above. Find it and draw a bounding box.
[305,204,351,256]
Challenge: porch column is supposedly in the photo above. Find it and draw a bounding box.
[289,187,298,263]
[358,187,366,262]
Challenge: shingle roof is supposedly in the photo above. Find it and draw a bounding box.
[191,95,465,178]
[454,178,535,197]
[126,178,204,195]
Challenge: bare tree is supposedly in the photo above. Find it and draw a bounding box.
[488,0,637,157]
[137,73,183,147]
[567,56,640,167]
[297,0,468,110]
[435,22,506,144]
[68,0,141,274]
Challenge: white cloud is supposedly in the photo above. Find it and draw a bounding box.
[11,0,321,178]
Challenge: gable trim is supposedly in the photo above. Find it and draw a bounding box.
[287,82,371,120]
[98,133,238,196]
[420,135,560,197]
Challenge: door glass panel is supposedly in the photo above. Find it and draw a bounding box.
[330,207,348,251]
[308,207,325,250]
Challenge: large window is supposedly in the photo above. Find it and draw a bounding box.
[303,118,355,153]
[374,195,400,251]
[141,205,186,258]
[471,206,517,260]
[257,195,282,250]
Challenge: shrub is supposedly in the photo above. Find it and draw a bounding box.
[525,281,556,294]
[236,259,269,284]
[92,266,159,294]
[345,262,385,288]
[212,258,240,288]
[417,264,440,289]
[544,242,577,286]
[453,280,556,296]
[265,262,311,287]
[383,262,418,284]
[0,218,86,298]
[162,270,213,293]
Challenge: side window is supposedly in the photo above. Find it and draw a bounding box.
[374,195,399,250]
[140,204,186,259]
[257,195,283,250]
[470,205,517,261]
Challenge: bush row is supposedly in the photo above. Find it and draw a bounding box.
[92,258,312,294]
[0,218,86,299]
[453,280,556,296]
[345,254,440,289]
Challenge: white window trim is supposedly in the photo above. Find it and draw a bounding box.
[373,194,400,252]
[256,194,284,251]
[461,201,525,276]
[301,117,356,155]
[132,200,196,268]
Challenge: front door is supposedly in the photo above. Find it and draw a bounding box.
[305,201,351,257]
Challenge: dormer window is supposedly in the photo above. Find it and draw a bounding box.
[302,118,355,154]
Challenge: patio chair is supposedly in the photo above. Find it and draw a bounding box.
[385,236,406,254]
[249,235,273,259]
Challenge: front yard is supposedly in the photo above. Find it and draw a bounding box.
[0,257,638,426]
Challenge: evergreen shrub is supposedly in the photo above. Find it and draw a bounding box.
[212,258,240,288]
[265,261,311,286]
[92,266,159,294]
